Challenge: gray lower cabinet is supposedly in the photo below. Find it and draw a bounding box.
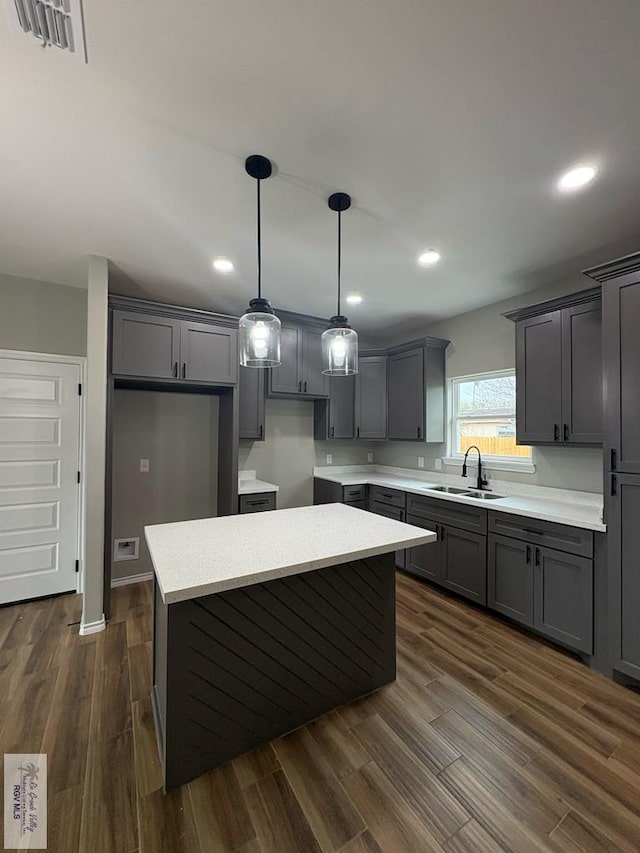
[355,355,387,439]
[238,366,265,440]
[533,545,593,654]
[440,525,487,605]
[268,322,328,398]
[367,487,406,569]
[112,308,238,385]
[406,515,441,582]
[112,310,180,379]
[238,492,276,513]
[488,534,534,627]
[180,320,237,384]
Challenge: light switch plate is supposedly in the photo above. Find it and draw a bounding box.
[140,458,150,473]
[367,452,373,463]
[326,454,333,464]
[435,458,443,471]
[418,456,425,468]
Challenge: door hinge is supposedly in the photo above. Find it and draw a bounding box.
[77,471,81,484]
[78,383,82,396]
[75,559,79,573]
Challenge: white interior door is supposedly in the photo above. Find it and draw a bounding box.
[0,354,81,604]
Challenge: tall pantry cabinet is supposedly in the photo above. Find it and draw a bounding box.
[585,253,640,681]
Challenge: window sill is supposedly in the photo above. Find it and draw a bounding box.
[442,456,536,475]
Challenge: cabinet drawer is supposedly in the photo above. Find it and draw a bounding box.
[369,486,406,509]
[343,484,366,503]
[348,500,366,511]
[407,494,487,534]
[238,493,276,513]
[487,512,593,558]
[369,500,405,522]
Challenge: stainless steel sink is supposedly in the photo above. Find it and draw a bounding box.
[464,492,506,500]
[424,486,470,495]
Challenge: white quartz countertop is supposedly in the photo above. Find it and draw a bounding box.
[238,470,279,495]
[313,466,605,532]
[145,503,437,604]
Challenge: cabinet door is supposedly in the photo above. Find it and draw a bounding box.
[441,525,487,605]
[406,515,441,582]
[388,348,425,440]
[112,310,180,378]
[603,276,640,473]
[487,534,534,627]
[561,301,602,444]
[238,366,265,440]
[301,327,329,397]
[180,321,237,384]
[269,324,302,395]
[515,312,562,444]
[533,545,593,654]
[355,356,387,439]
[327,376,355,439]
[607,473,640,678]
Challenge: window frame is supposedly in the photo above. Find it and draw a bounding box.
[444,368,535,474]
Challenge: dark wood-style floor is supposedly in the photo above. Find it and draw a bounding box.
[2,573,640,852]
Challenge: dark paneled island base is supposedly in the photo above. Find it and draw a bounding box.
[152,552,396,789]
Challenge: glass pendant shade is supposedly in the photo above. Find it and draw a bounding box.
[239,298,281,367]
[321,317,358,376]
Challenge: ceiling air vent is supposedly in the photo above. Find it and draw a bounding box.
[6,0,87,62]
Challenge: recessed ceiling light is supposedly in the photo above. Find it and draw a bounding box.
[346,294,362,305]
[213,257,234,274]
[418,249,441,267]
[557,164,598,192]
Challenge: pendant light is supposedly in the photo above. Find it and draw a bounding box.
[321,192,358,375]
[239,155,281,367]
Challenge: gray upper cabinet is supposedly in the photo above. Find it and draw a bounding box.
[387,339,448,442]
[111,306,238,386]
[355,355,387,439]
[314,375,355,440]
[507,289,602,446]
[515,312,563,444]
[112,310,181,379]
[268,321,328,398]
[238,366,265,441]
[180,320,237,385]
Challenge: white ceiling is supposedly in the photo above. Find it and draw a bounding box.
[2,0,640,342]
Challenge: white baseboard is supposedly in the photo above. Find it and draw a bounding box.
[111,571,154,588]
[79,615,106,635]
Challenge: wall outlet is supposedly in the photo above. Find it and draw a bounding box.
[326,454,333,465]
[417,456,425,469]
[140,458,150,473]
[367,452,374,463]
[114,537,139,562]
[435,458,443,471]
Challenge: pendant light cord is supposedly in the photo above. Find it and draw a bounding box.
[337,209,341,316]
[257,177,262,300]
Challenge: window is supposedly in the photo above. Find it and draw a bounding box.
[448,369,532,468]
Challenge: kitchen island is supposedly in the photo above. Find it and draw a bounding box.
[145,503,436,789]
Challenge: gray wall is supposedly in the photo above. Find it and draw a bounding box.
[111,389,219,580]
[239,398,372,509]
[374,275,603,494]
[0,273,87,356]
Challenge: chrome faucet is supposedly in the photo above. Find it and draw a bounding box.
[461,445,490,491]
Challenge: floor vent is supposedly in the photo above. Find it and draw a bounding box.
[6,0,87,62]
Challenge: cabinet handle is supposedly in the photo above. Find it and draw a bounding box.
[357,426,360,438]
[182,363,186,379]
[304,381,308,393]
[417,426,421,439]
[611,448,617,471]
[298,380,302,392]
[535,547,540,566]
[611,474,617,497]
[523,527,544,537]
[259,424,263,439]
[554,424,559,441]
[173,361,178,378]
[330,426,335,438]
[563,424,569,441]
[526,545,531,564]
[435,524,440,540]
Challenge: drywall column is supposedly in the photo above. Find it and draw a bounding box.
[80,255,109,634]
